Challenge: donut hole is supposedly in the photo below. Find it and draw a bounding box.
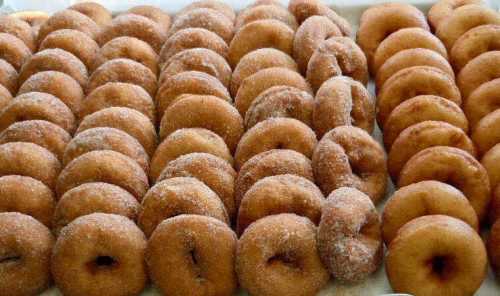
[267,251,301,269]
[87,255,119,273]
[0,253,22,266]
[348,157,365,179]
[187,248,203,278]
[428,255,455,281]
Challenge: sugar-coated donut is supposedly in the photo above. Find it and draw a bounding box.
[147,214,237,296]
[0,85,11,111]
[313,76,374,137]
[76,107,158,157]
[177,0,236,23]
[457,51,500,99]
[488,218,500,275]
[428,0,484,30]
[464,79,500,130]
[399,146,490,221]
[125,5,171,30]
[52,182,140,235]
[37,9,99,44]
[235,118,317,169]
[0,175,55,228]
[10,11,49,35]
[0,59,18,95]
[150,128,232,183]
[237,213,329,296]
[386,215,487,296]
[68,2,112,26]
[0,15,36,52]
[235,5,298,31]
[481,143,500,222]
[138,177,229,237]
[56,150,149,201]
[0,33,31,71]
[472,109,500,156]
[52,213,147,296]
[0,212,54,296]
[383,181,478,244]
[451,24,500,71]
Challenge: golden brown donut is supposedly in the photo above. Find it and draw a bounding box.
[230,48,298,97]
[37,9,99,44]
[177,0,236,22]
[488,218,500,275]
[0,175,55,228]
[245,85,314,129]
[383,181,478,244]
[313,76,374,137]
[457,51,500,99]
[228,19,294,68]
[249,0,284,8]
[383,95,468,149]
[150,128,232,183]
[399,146,490,221]
[0,85,11,111]
[68,2,112,26]
[235,118,317,169]
[0,120,71,162]
[138,177,229,237]
[428,0,484,30]
[472,109,500,155]
[147,214,237,296]
[0,59,18,96]
[312,126,387,203]
[463,76,500,129]
[125,5,171,30]
[0,92,76,134]
[235,5,298,31]
[0,15,36,52]
[94,36,158,76]
[159,95,244,152]
[88,58,157,97]
[377,66,462,126]
[480,144,500,221]
[76,107,158,157]
[388,121,476,180]
[10,10,49,33]
[236,213,329,296]
[0,33,31,71]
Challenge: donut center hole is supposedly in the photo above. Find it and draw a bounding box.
[87,255,118,273]
[0,253,21,265]
[268,252,300,269]
[188,249,203,279]
[429,256,454,280]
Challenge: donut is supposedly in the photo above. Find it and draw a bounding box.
[236,213,329,296]
[313,76,375,137]
[398,146,490,221]
[68,1,112,26]
[235,149,314,208]
[0,85,11,111]
[235,118,317,169]
[386,215,487,296]
[125,5,171,30]
[52,182,140,235]
[248,0,283,8]
[312,126,387,203]
[17,71,84,118]
[10,11,48,33]
[81,82,155,122]
[237,174,324,235]
[56,150,149,201]
[0,175,55,228]
[158,153,236,219]
[98,14,167,53]
[0,92,76,134]
[293,16,342,73]
[356,3,429,72]
[235,5,298,31]
[480,143,500,222]
[38,29,99,72]
[177,0,236,22]
[63,127,149,173]
[245,85,314,129]
[150,128,232,182]
[457,51,500,99]
[37,9,99,44]
[0,142,61,190]
[0,32,31,71]
[376,48,455,90]
[0,212,53,296]
[147,214,237,296]
[76,107,158,157]
[0,15,36,52]
[159,95,244,152]
[306,36,369,91]
[436,4,500,51]
[488,218,500,275]
[95,36,158,76]
[18,48,88,89]
[472,109,500,155]
[383,181,479,244]
[235,67,312,117]
[428,0,484,30]
[159,48,231,88]
[0,120,71,162]
[377,66,462,126]
[0,59,18,95]
[51,213,147,296]
[228,19,294,67]
[383,95,468,149]
[138,177,229,237]
[388,121,476,180]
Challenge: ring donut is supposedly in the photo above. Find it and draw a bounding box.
[0,85,10,110]
[0,33,31,71]
[68,2,112,26]
[481,143,500,222]
[488,218,500,275]
[10,11,49,35]
[177,0,236,23]
[451,24,500,71]
[0,60,18,96]
[472,109,500,155]
[463,78,500,129]
[457,50,500,99]
[235,5,298,31]
[125,5,171,30]
[37,9,99,44]
[0,15,36,52]
[428,0,483,30]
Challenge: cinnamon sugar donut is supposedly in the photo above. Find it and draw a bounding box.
[236,213,329,296]
[125,5,171,30]
[158,153,236,219]
[235,118,317,169]
[235,5,298,31]
[245,85,314,129]
[0,212,54,296]
[68,2,112,27]
[388,121,476,180]
[10,11,48,35]
[0,33,31,71]
[56,150,149,201]
[480,143,500,222]
[386,215,487,296]
[472,109,500,155]
[383,95,468,149]
[313,76,375,137]
[0,85,11,111]
[0,175,55,228]
[228,19,294,67]
[37,9,99,44]
[53,182,140,235]
[457,51,500,99]
[138,177,229,237]
[177,0,236,23]
[0,59,18,95]
[249,0,284,8]
[312,126,387,203]
[0,92,76,133]
[488,219,500,275]
[150,128,232,183]
[428,0,483,30]
[399,146,490,221]
[307,36,368,91]
[147,214,237,296]
[0,15,36,52]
